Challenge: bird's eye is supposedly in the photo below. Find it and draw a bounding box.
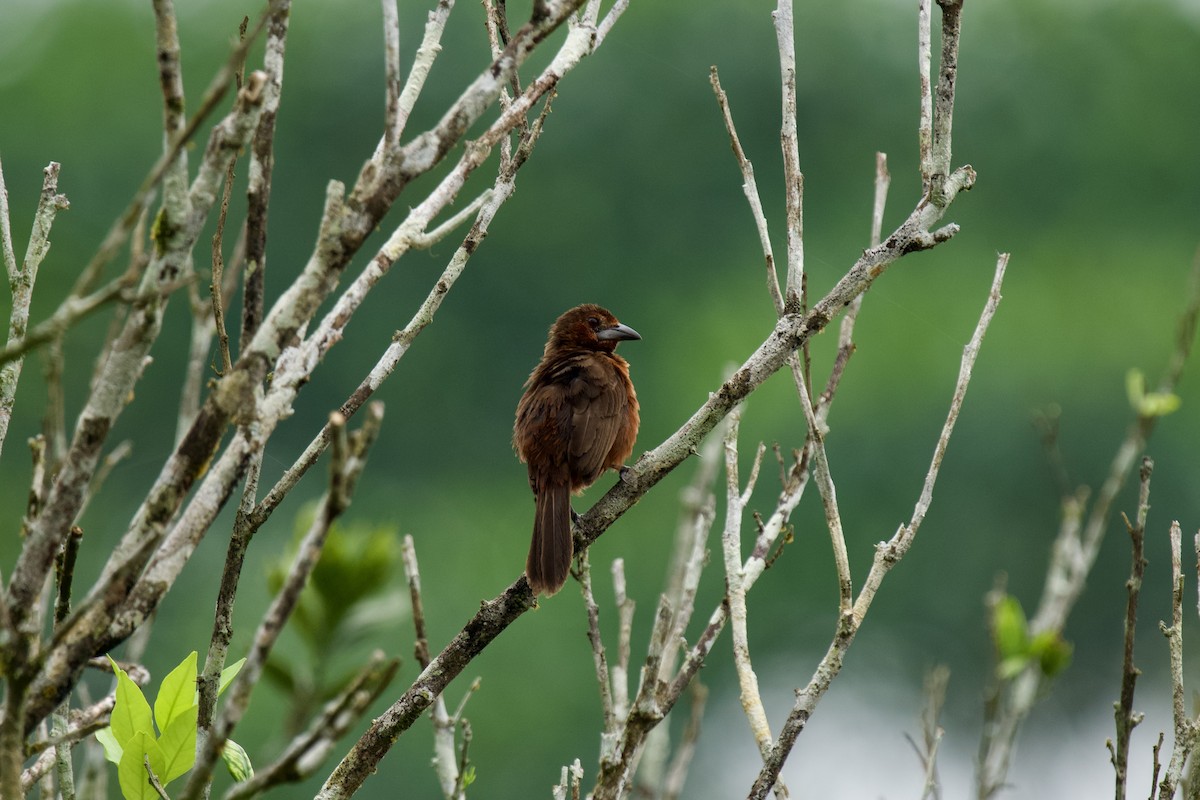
[587,317,600,328]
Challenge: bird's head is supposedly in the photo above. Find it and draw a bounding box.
[549,303,641,353]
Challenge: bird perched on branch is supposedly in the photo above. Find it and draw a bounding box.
[514,304,641,596]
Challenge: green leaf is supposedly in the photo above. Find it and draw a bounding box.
[462,765,477,787]
[1127,369,1181,418]
[992,595,1029,661]
[157,704,198,785]
[109,657,155,746]
[94,726,123,765]
[222,738,254,783]
[154,651,197,733]
[116,731,166,800]
[219,658,247,695]
[1141,391,1181,418]
[1031,630,1074,677]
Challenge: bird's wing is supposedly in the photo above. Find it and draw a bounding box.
[565,354,627,485]
[514,378,573,479]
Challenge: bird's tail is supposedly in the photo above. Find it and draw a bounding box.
[527,481,572,596]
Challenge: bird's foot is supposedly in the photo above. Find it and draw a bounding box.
[570,507,582,526]
[618,466,632,484]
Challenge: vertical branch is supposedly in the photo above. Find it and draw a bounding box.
[1,162,69,461]
[382,0,402,147]
[210,152,238,376]
[0,154,18,281]
[912,665,949,800]
[917,0,934,188]
[241,0,291,347]
[1157,521,1197,799]
[930,0,963,184]
[720,407,782,794]
[374,0,456,160]
[772,0,803,313]
[1110,457,1152,800]
[610,559,635,728]
[579,551,617,736]
[403,534,469,800]
[152,0,192,227]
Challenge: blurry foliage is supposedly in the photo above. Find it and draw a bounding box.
[264,505,405,736]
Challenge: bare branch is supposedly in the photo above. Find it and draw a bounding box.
[710,66,782,317]
[721,407,785,797]
[241,0,291,347]
[1111,458,1152,800]
[911,665,949,800]
[382,0,402,147]
[748,253,1007,799]
[579,551,617,734]
[1,161,69,460]
[773,0,803,313]
[1157,521,1197,799]
[403,534,470,800]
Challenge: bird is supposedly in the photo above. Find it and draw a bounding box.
[514,304,641,596]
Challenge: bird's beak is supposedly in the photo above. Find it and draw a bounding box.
[597,322,641,342]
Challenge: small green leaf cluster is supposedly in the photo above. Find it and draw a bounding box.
[991,595,1073,680]
[267,509,402,645]
[1127,368,1181,418]
[95,652,248,799]
[264,507,404,731]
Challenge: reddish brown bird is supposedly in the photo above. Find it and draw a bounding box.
[514,304,641,596]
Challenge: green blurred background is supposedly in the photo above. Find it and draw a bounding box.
[2,0,1199,796]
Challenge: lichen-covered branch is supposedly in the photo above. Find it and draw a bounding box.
[1109,458,1151,800]
[0,162,69,461]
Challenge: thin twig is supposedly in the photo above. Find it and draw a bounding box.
[909,665,949,800]
[773,0,803,313]
[579,550,616,733]
[209,125,240,376]
[818,152,889,418]
[1111,457,1152,800]
[402,534,468,800]
[71,1,278,300]
[710,66,782,317]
